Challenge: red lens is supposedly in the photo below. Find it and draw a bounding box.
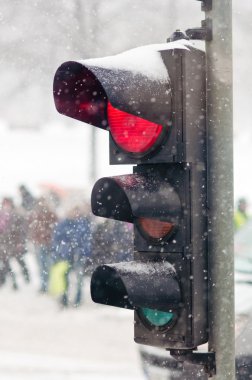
[107,102,163,154]
[138,218,174,239]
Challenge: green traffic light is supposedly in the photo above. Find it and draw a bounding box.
[141,307,175,327]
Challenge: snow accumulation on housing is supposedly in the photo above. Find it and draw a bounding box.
[110,261,176,276]
[83,39,192,82]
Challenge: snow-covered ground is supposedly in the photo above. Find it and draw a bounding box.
[0,253,144,380]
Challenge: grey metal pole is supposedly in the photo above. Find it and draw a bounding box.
[89,0,99,183]
[75,0,98,183]
[205,1,234,379]
[90,127,97,182]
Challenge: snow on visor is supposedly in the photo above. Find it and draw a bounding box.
[53,40,192,155]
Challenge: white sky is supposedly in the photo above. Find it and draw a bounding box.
[0,119,132,200]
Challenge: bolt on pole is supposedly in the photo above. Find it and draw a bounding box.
[205,1,235,379]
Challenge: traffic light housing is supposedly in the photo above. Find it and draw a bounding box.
[53,39,208,350]
[54,41,206,165]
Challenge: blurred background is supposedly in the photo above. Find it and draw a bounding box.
[0,0,249,202]
[0,1,250,379]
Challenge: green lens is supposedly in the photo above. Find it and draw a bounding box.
[140,307,175,327]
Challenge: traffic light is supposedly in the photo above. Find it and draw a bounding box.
[53,39,208,350]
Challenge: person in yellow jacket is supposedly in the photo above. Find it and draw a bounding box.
[234,198,249,232]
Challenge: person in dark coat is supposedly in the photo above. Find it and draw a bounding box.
[0,198,18,289]
[6,200,30,283]
[52,206,91,307]
[29,197,58,293]
[18,184,35,212]
[0,197,31,288]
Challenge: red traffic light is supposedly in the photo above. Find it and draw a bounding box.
[108,102,165,154]
[53,42,206,164]
[53,45,173,158]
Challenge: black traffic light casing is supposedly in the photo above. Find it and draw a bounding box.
[134,164,207,348]
[53,40,208,350]
[90,162,207,349]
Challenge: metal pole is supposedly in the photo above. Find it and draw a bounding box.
[89,0,99,183]
[90,127,97,182]
[75,0,98,183]
[205,1,234,379]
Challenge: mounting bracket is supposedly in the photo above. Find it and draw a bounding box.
[170,349,216,377]
[167,30,189,42]
[186,18,212,41]
[197,0,212,12]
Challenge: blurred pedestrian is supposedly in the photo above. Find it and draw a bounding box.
[6,198,30,284]
[29,197,58,293]
[50,205,91,307]
[19,184,36,212]
[0,198,18,289]
[234,197,249,232]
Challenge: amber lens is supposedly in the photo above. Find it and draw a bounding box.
[138,217,174,239]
